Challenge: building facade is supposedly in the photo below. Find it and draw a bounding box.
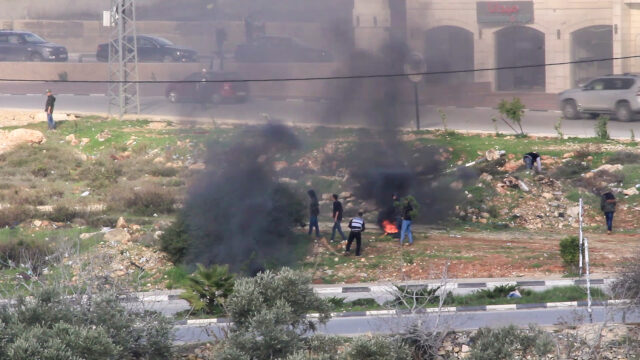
[355,0,640,93]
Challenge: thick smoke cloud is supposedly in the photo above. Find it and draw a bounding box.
[329,39,473,224]
[182,124,305,275]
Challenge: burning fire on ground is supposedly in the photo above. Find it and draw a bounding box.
[381,220,398,235]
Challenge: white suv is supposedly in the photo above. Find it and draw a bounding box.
[558,75,640,122]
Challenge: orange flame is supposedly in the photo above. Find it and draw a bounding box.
[382,220,398,234]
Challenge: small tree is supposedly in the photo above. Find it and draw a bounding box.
[180,264,234,315]
[159,215,191,264]
[595,115,610,140]
[219,268,332,359]
[497,98,526,136]
[554,118,564,139]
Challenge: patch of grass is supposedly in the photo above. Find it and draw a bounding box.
[449,286,607,307]
[164,265,191,289]
[327,297,381,312]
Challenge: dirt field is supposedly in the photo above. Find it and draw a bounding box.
[306,226,640,284]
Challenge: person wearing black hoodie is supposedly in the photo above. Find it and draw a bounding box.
[307,189,320,238]
[600,190,617,234]
[330,194,346,242]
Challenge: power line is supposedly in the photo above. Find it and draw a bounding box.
[0,54,636,84]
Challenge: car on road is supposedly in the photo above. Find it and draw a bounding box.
[559,74,640,121]
[234,36,333,63]
[165,71,249,104]
[0,30,68,62]
[96,35,198,63]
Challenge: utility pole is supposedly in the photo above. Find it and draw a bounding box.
[107,0,140,119]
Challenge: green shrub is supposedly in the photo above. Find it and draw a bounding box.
[149,166,179,178]
[160,216,191,264]
[346,336,412,360]
[595,115,610,140]
[180,264,234,316]
[0,288,173,359]
[0,236,51,274]
[553,159,590,179]
[469,325,555,360]
[47,205,79,223]
[220,268,331,359]
[608,151,640,165]
[473,284,518,299]
[559,236,582,271]
[0,206,36,227]
[125,187,176,216]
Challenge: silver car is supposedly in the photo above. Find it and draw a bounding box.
[558,75,640,122]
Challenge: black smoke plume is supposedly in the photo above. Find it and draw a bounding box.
[182,124,305,275]
[330,39,474,224]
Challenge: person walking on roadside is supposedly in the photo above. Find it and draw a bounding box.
[45,89,56,130]
[330,194,346,242]
[600,190,617,235]
[523,151,542,172]
[345,211,365,256]
[400,197,415,246]
[307,189,320,238]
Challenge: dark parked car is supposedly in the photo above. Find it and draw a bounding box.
[96,35,197,62]
[0,30,67,62]
[234,36,333,63]
[166,71,249,104]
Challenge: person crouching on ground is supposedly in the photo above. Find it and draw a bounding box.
[307,189,320,238]
[600,190,617,235]
[331,194,346,242]
[345,211,365,256]
[523,152,542,172]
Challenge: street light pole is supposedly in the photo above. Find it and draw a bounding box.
[413,81,420,130]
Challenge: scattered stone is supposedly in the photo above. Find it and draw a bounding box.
[623,187,639,196]
[562,152,575,159]
[479,173,493,182]
[79,232,98,240]
[594,164,623,173]
[116,217,128,229]
[96,130,112,141]
[450,180,463,190]
[104,228,131,244]
[188,163,205,171]
[339,191,353,199]
[273,161,288,171]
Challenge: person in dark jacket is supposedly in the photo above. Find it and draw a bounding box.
[330,194,346,242]
[400,198,414,246]
[600,190,617,234]
[45,89,56,130]
[345,211,365,256]
[523,152,542,172]
[307,189,320,238]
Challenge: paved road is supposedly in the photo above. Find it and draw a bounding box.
[3,93,640,138]
[173,306,639,343]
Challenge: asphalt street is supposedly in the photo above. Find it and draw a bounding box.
[3,93,640,138]
[173,306,639,344]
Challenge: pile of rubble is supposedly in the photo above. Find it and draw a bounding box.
[68,217,171,287]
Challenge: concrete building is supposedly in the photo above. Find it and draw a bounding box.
[354,0,640,93]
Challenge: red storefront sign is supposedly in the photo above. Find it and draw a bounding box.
[477,1,534,25]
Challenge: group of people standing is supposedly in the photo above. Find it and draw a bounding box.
[306,190,419,257]
[307,190,365,256]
